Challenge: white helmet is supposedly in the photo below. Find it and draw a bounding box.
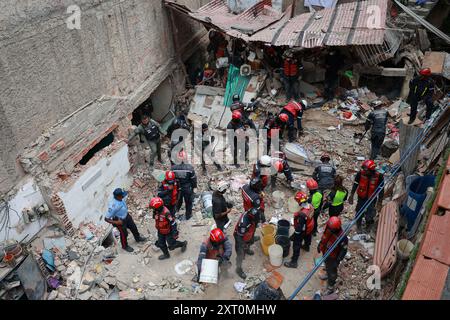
[301,99,308,109]
[217,181,230,193]
[260,155,272,167]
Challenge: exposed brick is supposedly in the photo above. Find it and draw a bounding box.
[38,151,49,162]
[50,139,65,151]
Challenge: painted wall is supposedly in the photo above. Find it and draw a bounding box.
[0,179,47,242]
[57,144,131,228]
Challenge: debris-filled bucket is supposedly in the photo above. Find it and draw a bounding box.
[276,219,290,237]
[397,239,414,260]
[268,244,283,267]
[272,191,285,209]
[201,192,213,218]
[199,259,219,284]
[261,234,275,256]
[261,224,276,238]
[275,235,290,258]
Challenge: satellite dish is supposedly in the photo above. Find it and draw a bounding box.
[240,64,252,76]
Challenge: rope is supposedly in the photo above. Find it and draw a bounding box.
[288,103,447,300]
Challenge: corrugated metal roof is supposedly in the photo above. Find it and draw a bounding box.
[403,255,449,300]
[165,0,388,47]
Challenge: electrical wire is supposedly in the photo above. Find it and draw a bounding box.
[288,102,447,300]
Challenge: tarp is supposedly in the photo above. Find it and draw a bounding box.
[224,65,251,107]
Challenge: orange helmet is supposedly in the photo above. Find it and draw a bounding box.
[232,110,242,120]
[278,113,289,123]
[306,178,318,190]
[149,197,164,209]
[274,160,284,173]
[295,191,308,204]
[165,171,176,181]
[210,228,225,244]
[362,159,376,171]
[419,68,431,76]
[327,216,341,231]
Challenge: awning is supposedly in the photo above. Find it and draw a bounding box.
[165,0,388,48]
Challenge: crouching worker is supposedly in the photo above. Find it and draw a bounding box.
[149,197,187,260]
[234,208,260,280]
[195,228,232,282]
[285,191,314,268]
[317,216,348,294]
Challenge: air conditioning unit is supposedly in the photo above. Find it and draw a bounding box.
[240,64,252,76]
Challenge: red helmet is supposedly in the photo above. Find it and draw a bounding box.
[274,160,284,173]
[362,159,376,171]
[419,68,431,76]
[149,197,164,209]
[320,153,331,162]
[295,191,308,204]
[278,113,289,123]
[210,228,225,244]
[306,178,318,190]
[232,110,242,120]
[327,216,341,231]
[165,171,176,181]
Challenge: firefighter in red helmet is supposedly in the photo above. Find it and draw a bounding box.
[285,191,315,268]
[263,112,288,152]
[348,160,384,233]
[157,171,179,217]
[149,197,187,260]
[227,110,249,168]
[318,216,348,294]
[407,68,436,124]
[195,228,232,282]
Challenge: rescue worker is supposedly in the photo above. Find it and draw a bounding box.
[212,181,233,231]
[199,123,222,174]
[105,188,147,252]
[281,50,302,101]
[280,100,307,142]
[271,151,294,189]
[323,49,343,101]
[171,151,197,220]
[157,171,179,217]
[241,177,265,225]
[201,63,215,86]
[263,113,288,152]
[306,178,323,236]
[127,114,165,169]
[407,68,436,124]
[313,153,336,192]
[167,114,190,138]
[365,100,388,159]
[348,160,384,232]
[227,111,248,168]
[168,135,185,166]
[251,155,272,190]
[285,191,315,268]
[149,197,187,260]
[323,175,348,217]
[234,208,260,280]
[230,94,257,131]
[318,216,348,294]
[196,228,232,282]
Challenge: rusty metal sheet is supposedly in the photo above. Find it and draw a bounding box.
[246,11,291,43]
[274,12,313,47]
[325,1,357,46]
[403,255,448,300]
[373,201,399,278]
[301,10,333,48]
[422,51,447,74]
[421,224,450,266]
[352,0,387,45]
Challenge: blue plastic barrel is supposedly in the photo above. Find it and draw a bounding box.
[400,175,435,230]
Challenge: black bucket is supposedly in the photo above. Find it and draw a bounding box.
[275,235,290,258]
[276,219,290,237]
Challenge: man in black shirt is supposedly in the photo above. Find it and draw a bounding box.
[212,181,233,231]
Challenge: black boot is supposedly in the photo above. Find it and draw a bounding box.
[135,236,147,243]
[301,245,310,252]
[284,260,298,268]
[181,241,188,253]
[215,163,223,171]
[244,248,254,255]
[123,246,134,253]
[236,268,247,280]
[158,253,170,260]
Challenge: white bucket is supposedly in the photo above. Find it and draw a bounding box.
[268,244,283,267]
[272,191,285,209]
[199,259,219,284]
[397,239,414,260]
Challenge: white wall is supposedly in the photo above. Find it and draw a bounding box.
[0,178,47,242]
[58,145,132,228]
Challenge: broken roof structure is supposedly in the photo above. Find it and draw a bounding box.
[165,0,388,48]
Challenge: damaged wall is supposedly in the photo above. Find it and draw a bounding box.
[0,178,48,242]
[57,144,131,229]
[0,0,204,196]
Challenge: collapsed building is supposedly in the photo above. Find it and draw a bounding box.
[0,0,449,300]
